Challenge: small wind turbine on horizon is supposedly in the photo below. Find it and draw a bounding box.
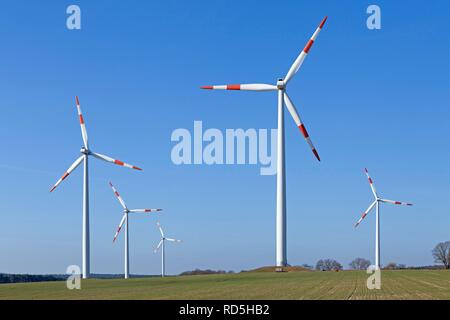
[354,168,413,270]
[110,182,162,279]
[50,96,143,279]
[154,222,182,277]
[200,17,328,267]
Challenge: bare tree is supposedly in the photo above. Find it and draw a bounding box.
[384,262,398,270]
[432,241,450,269]
[349,258,371,270]
[316,259,343,271]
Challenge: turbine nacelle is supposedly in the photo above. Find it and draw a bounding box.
[276,79,285,90]
[80,146,89,155]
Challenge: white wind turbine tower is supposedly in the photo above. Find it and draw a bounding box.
[110,182,162,279]
[50,96,142,279]
[154,222,182,277]
[201,17,328,267]
[354,168,413,269]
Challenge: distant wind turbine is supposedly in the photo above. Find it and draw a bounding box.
[354,168,413,269]
[154,222,182,277]
[110,182,162,279]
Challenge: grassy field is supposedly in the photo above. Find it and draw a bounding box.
[0,270,449,300]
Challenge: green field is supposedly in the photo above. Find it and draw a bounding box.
[1,270,449,300]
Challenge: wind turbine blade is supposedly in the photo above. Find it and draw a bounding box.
[75,96,89,149]
[283,92,320,161]
[129,208,162,213]
[166,238,182,243]
[156,222,164,237]
[113,214,127,243]
[109,181,127,210]
[364,168,378,198]
[200,84,277,91]
[154,240,163,253]
[91,152,142,171]
[284,16,327,84]
[380,199,413,206]
[354,201,377,228]
[50,155,84,192]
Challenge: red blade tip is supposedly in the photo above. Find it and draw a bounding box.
[76,96,80,105]
[200,86,213,90]
[312,149,321,162]
[319,16,328,28]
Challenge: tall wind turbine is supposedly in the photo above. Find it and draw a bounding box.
[354,168,413,269]
[50,96,142,279]
[110,182,162,279]
[201,17,328,266]
[154,222,181,277]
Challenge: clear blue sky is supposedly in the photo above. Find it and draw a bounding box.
[0,0,449,275]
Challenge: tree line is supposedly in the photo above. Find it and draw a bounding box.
[1,241,448,283]
[312,241,450,271]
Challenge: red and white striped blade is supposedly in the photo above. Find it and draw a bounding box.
[283,92,320,161]
[154,239,163,253]
[284,16,328,84]
[113,214,127,243]
[91,152,142,171]
[354,201,377,228]
[109,181,127,209]
[75,96,89,149]
[364,168,378,198]
[200,83,277,91]
[50,155,84,192]
[129,208,162,213]
[156,221,164,237]
[380,199,413,206]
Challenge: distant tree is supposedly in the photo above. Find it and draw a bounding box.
[316,259,343,271]
[300,264,314,270]
[432,241,450,269]
[179,269,234,276]
[349,258,371,270]
[315,260,324,271]
[384,262,398,270]
[0,273,65,284]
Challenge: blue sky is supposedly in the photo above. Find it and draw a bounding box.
[0,0,449,275]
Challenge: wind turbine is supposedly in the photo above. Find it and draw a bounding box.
[110,182,162,279]
[154,222,182,277]
[354,168,413,269]
[200,17,328,266]
[50,96,142,279]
